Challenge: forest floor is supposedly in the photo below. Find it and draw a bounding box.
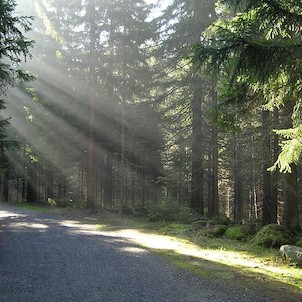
[4,203,302,301]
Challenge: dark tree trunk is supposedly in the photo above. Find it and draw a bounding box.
[46,169,54,201]
[26,167,38,203]
[142,171,146,209]
[22,176,26,202]
[131,166,136,209]
[282,102,300,232]
[262,110,277,225]
[103,152,113,208]
[190,81,204,215]
[271,108,279,222]
[208,86,219,217]
[233,135,243,223]
[3,170,9,202]
[283,164,299,232]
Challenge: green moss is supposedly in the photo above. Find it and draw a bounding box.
[202,225,228,238]
[212,216,231,226]
[191,220,209,231]
[225,225,249,241]
[253,224,294,248]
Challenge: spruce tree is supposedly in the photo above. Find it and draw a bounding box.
[193,0,302,230]
[0,0,33,200]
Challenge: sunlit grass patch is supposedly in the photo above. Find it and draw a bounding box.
[90,215,302,297]
[11,202,50,213]
[154,244,302,300]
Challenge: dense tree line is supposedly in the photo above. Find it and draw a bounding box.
[0,0,301,231]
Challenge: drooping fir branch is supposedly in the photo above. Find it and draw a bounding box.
[0,0,35,93]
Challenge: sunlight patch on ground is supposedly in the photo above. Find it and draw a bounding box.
[119,247,147,254]
[99,229,261,266]
[59,220,103,233]
[0,211,25,219]
[9,222,49,230]
[102,229,302,287]
[56,218,302,290]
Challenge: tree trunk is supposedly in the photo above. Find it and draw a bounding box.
[142,171,146,209]
[22,175,26,202]
[86,0,97,209]
[283,164,299,232]
[262,110,277,225]
[3,170,9,202]
[271,108,279,222]
[233,134,243,223]
[26,165,38,203]
[190,79,204,214]
[103,151,113,208]
[282,101,300,232]
[46,169,54,201]
[208,86,219,217]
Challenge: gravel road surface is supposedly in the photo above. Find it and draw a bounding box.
[0,203,275,302]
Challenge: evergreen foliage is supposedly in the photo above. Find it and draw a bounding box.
[0,0,33,175]
[192,0,302,172]
[0,0,34,92]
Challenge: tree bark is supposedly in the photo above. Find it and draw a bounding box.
[3,170,9,202]
[282,101,300,232]
[208,86,219,218]
[190,81,204,215]
[46,168,54,201]
[233,134,243,223]
[283,164,299,232]
[262,110,277,225]
[86,0,97,210]
[103,151,113,208]
[26,165,38,203]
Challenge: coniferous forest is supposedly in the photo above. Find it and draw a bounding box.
[1,0,302,234]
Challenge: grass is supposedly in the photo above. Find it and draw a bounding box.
[11,202,50,213]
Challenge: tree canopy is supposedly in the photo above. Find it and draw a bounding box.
[0,0,33,153]
[192,0,302,172]
[0,0,34,92]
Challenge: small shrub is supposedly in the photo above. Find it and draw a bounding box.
[133,206,148,217]
[192,220,210,231]
[177,206,194,223]
[121,205,133,215]
[225,225,249,241]
[47,198,70,208]
[148,204,194,223]
[212,216,231,226]
[243,221,259,235]
[253,224,294,248]
[203,225,228,238]
[296,239,302,248]
[148,204,177,222]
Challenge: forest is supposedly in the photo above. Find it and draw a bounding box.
[0,0,301,233]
